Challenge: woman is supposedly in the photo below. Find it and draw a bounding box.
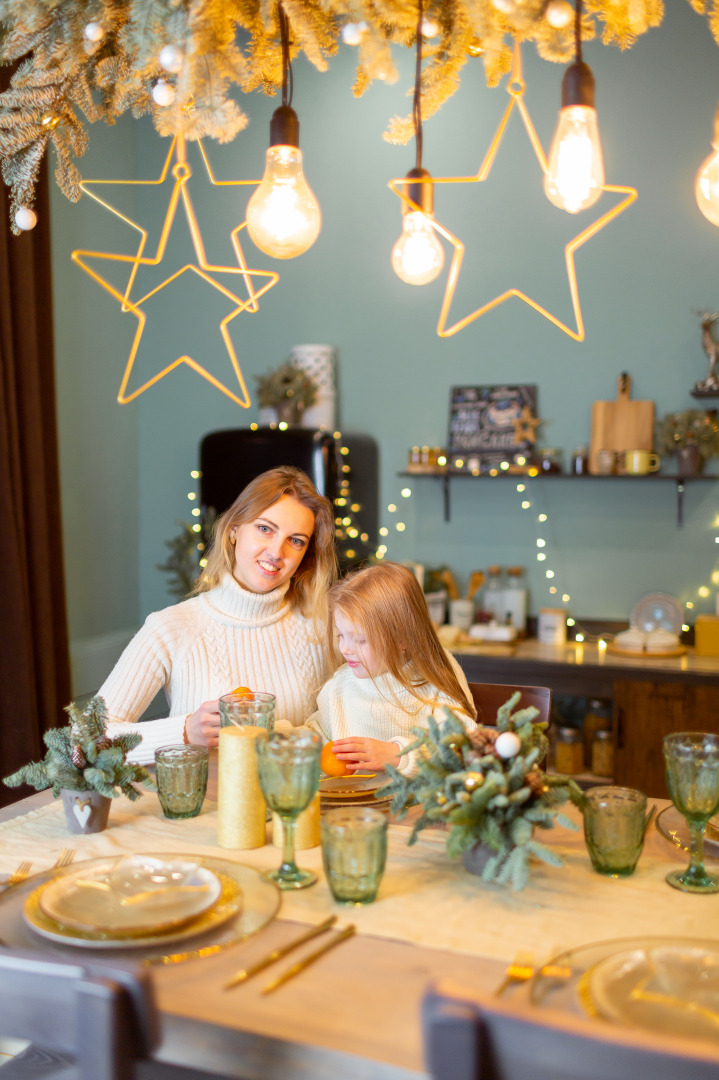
[98,466,337,764]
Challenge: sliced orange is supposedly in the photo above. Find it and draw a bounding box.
[231,686,253,697]
[320,741,350,778]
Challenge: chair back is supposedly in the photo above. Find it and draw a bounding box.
[468,683,552,728]
[423,979,719,1080]
[0,949,160,1080]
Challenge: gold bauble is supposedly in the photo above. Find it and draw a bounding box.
[464,771,484,791]
[436,793,448,805]
[41,112,60,129]
[467,37,484,57]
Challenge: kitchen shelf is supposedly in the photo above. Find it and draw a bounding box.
[397,471,719,527]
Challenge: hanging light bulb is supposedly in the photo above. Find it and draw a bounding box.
[246,4,321,260]
[392,168,444,285]
[696,106,719,227]
[247,105,321,259]
[544,0,604,214]
[391,0,444,286]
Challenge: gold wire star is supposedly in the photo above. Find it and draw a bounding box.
[511,405,542,444]
[72,133,278,405]
[389,41,638,342]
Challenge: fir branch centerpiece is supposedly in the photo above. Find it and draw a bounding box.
[4,695,156,800]
[379,693,584,891]
[254,361,318,423]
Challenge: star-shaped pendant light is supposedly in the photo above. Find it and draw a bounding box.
[390,40,637,341]
[72,132,278,405]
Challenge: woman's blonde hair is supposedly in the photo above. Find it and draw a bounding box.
[194,466,337,627]
[328,562,476,719]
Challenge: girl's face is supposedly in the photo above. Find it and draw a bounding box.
[334,609,381,679]
[230,495,315,594]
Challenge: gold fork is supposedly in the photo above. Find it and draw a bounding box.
[52,849,76,870]
[494,951,535,997]
[3,860,32,890]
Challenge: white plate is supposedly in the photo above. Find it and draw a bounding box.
[586,944,719,1042]
[630,593,684,635]
[38,856,222,935]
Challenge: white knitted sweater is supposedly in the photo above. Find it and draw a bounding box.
[98,575,328,765]
[305,651,474,776]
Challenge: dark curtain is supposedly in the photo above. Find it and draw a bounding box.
[0,77,71,806]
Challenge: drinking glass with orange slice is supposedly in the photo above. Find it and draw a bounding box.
[219,691,276,732]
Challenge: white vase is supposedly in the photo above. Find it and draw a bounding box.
[289,344,337,430]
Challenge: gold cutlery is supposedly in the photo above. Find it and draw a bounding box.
[261,924,356,995]
[1,860,32,892]
[224,915,338,990]
[494,952,571,996]
[53,849,76,870]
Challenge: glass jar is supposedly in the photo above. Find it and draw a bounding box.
[591,729,615,778]
[555,727,584,776]
[539,447,564,475]
[582,698,612,768]
[503,566,527,633]
[483,565,505,623]
[408,446,421,467]
[571,445,589,475]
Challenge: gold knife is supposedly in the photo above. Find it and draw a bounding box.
[261,924,356,995]
[223,915,338,990]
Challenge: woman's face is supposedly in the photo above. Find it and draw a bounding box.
[230,495,315,593]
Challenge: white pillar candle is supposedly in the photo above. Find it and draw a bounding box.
[217,725,266,849]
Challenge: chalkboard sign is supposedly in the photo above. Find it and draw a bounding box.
[447,385,538,466]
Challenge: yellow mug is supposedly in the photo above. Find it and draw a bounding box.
[621,449,660,475]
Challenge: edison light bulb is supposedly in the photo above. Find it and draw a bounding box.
[392,166,444,286]
[544,62,604,214]
[696,110,719,227]
[392,211,444,286]
[247,106,320,260]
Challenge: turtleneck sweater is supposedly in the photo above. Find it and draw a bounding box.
[305,650,474,776]
[98,575,328,765]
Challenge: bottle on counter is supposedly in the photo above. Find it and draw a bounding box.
[555,726,584,776]
[538,448,564,474]
[483,566,505,623]
[502,566,527,633]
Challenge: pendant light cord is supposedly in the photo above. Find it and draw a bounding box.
[574,0,582,64]
[279,3,294,108]
[413,0,423,170]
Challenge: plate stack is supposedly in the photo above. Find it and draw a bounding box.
[320,775,393,812]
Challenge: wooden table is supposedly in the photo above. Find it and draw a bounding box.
[1,770,717,1080]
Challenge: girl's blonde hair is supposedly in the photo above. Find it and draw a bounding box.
[194,466,337,628]
[329,562,476,719]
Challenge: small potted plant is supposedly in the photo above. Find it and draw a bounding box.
[3,695,156,834]
[379,694,583,890]
[254,361,318,426]
[656,409,719,476]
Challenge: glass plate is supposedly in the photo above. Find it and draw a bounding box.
[630,593,684,635]
[0,852,280,965]
[38,857,222,934]
[582,944,719,1042]
[655,805,719,860]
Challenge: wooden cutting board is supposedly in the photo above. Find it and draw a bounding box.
[589,373,654,474]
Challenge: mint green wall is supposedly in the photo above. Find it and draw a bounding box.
[52,0,719,642]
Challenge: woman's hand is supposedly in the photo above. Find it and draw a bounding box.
[185,701,221,749]
[331,737,400,772]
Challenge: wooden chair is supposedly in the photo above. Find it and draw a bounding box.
[422,979,719,1080]
[468,682,552,729]
[0,948,160,1080]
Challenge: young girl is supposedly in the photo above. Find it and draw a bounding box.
[305,562,477,775]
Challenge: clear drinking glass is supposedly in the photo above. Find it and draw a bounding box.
[663,732,719,892]
[255,730,321,889]
[582,786,651,876]
[155,744,209,819]
[321,807,388,904]
[219,691,276,732]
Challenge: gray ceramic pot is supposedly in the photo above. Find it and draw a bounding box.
[60,789,112,834]
[461,841,494,876]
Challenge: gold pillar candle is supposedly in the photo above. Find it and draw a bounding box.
[272,792,321,850]
[217,724,267,850]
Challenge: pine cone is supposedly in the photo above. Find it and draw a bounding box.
[71,745,87,769]
[526,768,548,797]
[468,726,498,755]
[95,737,111,752]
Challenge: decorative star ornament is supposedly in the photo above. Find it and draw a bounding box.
[511,406,542,444]
[389,41,637,342]
[72,133,278,405]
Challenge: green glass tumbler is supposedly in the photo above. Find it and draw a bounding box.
[663,732,719,893]
[155,744,209,819]
[219,691,276,732]
[582,786,650,877]
[256,730,321,890]
[321,807,388,904]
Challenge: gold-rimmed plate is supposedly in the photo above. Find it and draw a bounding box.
[38,857,222,935]
[656,805,719,860]
[26,871,241,949]
[320,775,384,798]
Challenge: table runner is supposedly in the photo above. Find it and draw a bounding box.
[1,794,715,964]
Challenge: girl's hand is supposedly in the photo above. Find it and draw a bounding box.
[185,700,221,749]
[331,738,401,772]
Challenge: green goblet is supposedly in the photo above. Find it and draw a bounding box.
[256,730,321,890]
[663,732,719,893]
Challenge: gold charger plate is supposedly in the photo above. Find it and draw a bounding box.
[656,805,719,860]
[26,871,241,949]
[320,775,384,797]
[38,856,222,935]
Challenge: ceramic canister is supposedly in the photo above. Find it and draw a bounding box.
[538,608,567,646]
[289,344,337,430]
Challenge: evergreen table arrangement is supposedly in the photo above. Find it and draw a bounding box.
[380,693,583,890]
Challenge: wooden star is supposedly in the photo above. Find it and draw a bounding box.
[511,406,542,444]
